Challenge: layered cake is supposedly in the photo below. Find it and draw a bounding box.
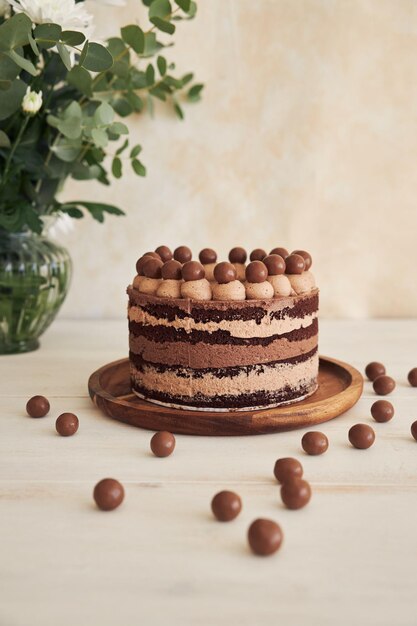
[127,246,319,411]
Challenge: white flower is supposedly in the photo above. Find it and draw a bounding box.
[22,87,43,115]
[0,0,11,17]
[6,0,94,36]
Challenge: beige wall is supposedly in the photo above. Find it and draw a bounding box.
[57,0,417,319]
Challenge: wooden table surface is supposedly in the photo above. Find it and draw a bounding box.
[1,319,417,626]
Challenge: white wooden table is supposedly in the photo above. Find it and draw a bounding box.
[1,319,417,626]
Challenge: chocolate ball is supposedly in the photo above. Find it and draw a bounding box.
[150,431,176,457]
[281,478,312,510]
[229,247,247,264]
[199,248,217,265]
[285,254,305,275]
[56,412,79,437]
[373,375,396,396]
[26,395,50,418]
[371,400,394,423]
[155,246,172,262]
[365,362,386,381]
[174,246,192,263]
[93,478,124,511]
[214,261,237,284]
[182,261,205,282]
[249,248,267,262]
[301,431,329,456]
[161,259,182,280]
[248,519,283,556]
[348,423,375,449]
[408,368,417,387]
[211,490,242,522]
[273,457,303,484]
[143,257,163,279]
[136,253,157,275]
[411,421,417,441]
[292,250,312,271]
[245,260,268,283]
[263,254,286,276]
[270,247,289,258]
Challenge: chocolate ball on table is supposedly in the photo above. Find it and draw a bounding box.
[211,490,242,522]
[150,431,176,457]
[229,247,247,264]
[365,362,386,381]
[291,250,312,271]
[408,368,417,387]
[26,395,50,418]
[263,254,286,276]
[249,248,267,262]
[301,431,329,456]
[273,457,303,484]
[411,421,417,441]
[174,245,192,264]
[285,254,305,275]
[371,400,394,423]
[155,246,172,262]
[373,375,395,396]
[93,478,125,511]
[214,262,237,284]
[248,519,283,556]
[56,412,79,437]
[348,423,375,449]
[281,478,312,510]
[199,248,217,265]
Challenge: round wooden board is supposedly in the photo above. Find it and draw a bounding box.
[88,356,363,436]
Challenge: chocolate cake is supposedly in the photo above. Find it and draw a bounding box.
[127,247,319,411]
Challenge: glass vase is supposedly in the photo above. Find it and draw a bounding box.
[0,226,72,354]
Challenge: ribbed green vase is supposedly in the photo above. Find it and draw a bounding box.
[0,226,72,355]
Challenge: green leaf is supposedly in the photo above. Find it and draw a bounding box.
[120,25,145,54]
[82,42,113,72]
[157,55,167,76]
[51,140,81,162]
[0,52,20,86]
[57,43,72,71]
[132,159,146,176]
[57,117,82,140]
[0,13,32,52]
[181,72,194,85]
[61,205,84,219]
[112,97,133,117]
[149,85,166,101]
[109,121,128,135]
[34,23,62,49]
[187,83,204,102]
[64,101,82,119]
[0,79,27,121]
[67,65,92,97]
[149,0,172,19]
[112,157,122,179]
[28,31,39,56]
[78,40,89,66]
[91,128,108,148]
[0,130,10,148]
[173,101,184,119]
[146,63,155,86]
[5,50,37,76]
[150,17,176,35]
[126,91,143,112]
[94,101,114,126]
[70,201,125,223]
[187,1,197,18]
[130,144,142,158]
[61,31,86,46]
[143,32,163,57]
[174,0,190,9]
[116,138,129,156]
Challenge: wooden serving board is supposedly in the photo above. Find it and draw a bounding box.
[88,356,363,436]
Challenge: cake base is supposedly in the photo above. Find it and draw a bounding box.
[88,356,363,436]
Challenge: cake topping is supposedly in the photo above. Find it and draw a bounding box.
[270,246,289,258]
[182,261,205,281]
[281,478,312,509]
[292,249,312,270]
[263,254,286,276]
[229,247,247,264]
[248,519,283,556]
[136,252,158,275]
[174,245,192,263]
[199,248,217,265]
[212,280,246,301]
[348,424,375,449]
[268,274,292,296]
[161,259,182,280]
[285,253,305,274]
[155,245,173,262]
[214,261,237,284]
[273,457,303,484]
[181,278,212,300]
[246,261,268,283]
[211,491,242,522]
[301,431,329,455]
[93,478,125,511]
[143,257,163,279]
[250,248,267,262]
[371,400,394,423]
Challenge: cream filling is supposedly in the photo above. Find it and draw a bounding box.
[128,306,317,339]
[131,352,319,399]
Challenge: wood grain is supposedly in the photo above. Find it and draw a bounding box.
[88,356,363,436]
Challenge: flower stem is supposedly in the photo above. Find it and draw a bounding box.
[1,116,30,188]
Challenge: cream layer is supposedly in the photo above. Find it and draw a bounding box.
[129,334,318,368]
[130,352,319,399]
[128,305,317,339]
